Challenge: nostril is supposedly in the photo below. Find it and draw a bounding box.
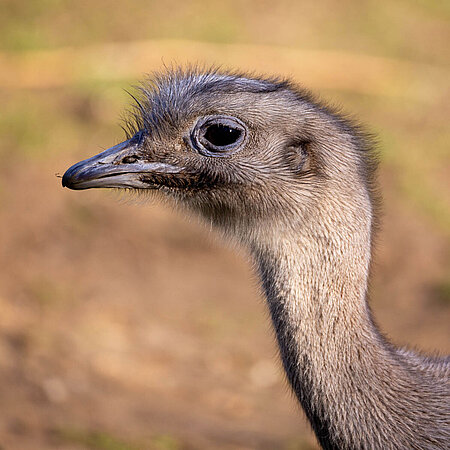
[122,155,138,164]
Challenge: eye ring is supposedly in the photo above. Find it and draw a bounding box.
[190,115,247,157]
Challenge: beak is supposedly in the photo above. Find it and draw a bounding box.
[62,135,181,190]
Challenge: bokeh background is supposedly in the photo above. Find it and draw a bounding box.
[0,1,449,449]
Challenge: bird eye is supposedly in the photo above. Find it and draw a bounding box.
[191,116,247,156]
[204,124,241,147]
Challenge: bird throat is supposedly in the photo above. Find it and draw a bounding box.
[248,210,385,448]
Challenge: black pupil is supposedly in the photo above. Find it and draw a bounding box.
[204,124,241,147]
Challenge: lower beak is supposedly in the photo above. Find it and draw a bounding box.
[62,138,181,190]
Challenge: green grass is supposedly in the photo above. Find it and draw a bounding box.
[1,0,449,64]
[52,427,181,450]
[0,84,129,161]
[431,278,450,307]
[53,428,142,450]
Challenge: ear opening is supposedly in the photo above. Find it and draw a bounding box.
[285,140,313,175]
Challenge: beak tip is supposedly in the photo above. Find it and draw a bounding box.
[61,168,73,189]
[62,163,82,189]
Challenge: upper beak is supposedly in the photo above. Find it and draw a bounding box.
[62,136,181,190]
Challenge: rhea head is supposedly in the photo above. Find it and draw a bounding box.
[62,68,375,240]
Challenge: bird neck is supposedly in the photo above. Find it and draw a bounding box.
[247,192,428,449]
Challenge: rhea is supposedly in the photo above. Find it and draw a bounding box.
[62,68,449,449]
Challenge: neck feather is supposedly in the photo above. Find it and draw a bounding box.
[247,191,447,449]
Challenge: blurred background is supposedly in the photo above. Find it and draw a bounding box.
[0,1,449,449]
